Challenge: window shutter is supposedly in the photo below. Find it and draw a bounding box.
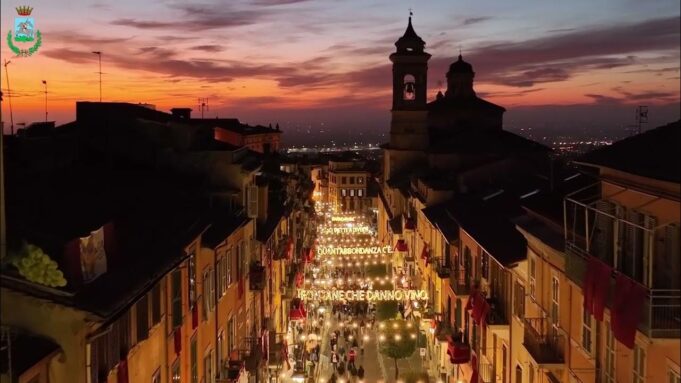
[151,283,161,325]
[137,295,149,341]
[248,185,258,218]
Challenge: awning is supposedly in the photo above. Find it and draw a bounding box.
[395,239,408,252]
[289,299,307,321]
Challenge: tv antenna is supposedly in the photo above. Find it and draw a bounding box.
[198,98,209,119]
[635,106,648,135]
[3,60,14,135]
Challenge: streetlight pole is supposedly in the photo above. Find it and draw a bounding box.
[42,80,47,122]
[92,51,102,102]
[3,60,14,135]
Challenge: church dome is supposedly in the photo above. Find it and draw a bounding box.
[448,55,473,74]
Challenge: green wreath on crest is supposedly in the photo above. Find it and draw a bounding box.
[7,30,42,56]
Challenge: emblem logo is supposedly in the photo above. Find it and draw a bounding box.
[7,6,42,57]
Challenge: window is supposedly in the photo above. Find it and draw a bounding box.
[236,241,245,280]
[358,189,363,197]
[202,268,214,319]
[581,308,593,354]
[633,345,646,383]
[669,369,681,383]
[136,294,149,342]
[358,176,364,184]
[529,257,536,299]
[481,252,489,279]
[350,189,355,197]
[216,258,223,297]
[204,349,214,383]
[513,282,525,319]
[349,177,355,184]
[227,316,236,355]
[604,321,616,383]
[225,249,232,286]
[515,364,523,383]
[152,369,161,383]
[341,176,347,184]
[237,241,248,279]
[171,270,183,328]
[188,255,197,309]
[341,189,347,197]
[151,283,161,326]
[190,336,198,383]
[217,332,224,376]
[403,74,416,100]
[171,359,181,383]
[551,276,559,330]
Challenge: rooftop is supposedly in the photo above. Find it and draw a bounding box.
[576,120,680,183]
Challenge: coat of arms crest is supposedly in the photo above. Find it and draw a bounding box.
[7,6,42,57]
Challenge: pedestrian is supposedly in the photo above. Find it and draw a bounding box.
[348,348,356,369]
[329,374,337,383]
[352,338,359,349]
[357,366,365,380]
[331,352,339,371]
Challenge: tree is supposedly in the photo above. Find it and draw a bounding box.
[8,241,67,287]
[378,319,417,379]
[375,300,399,321]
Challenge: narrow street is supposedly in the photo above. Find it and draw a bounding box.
[282,201,436,383]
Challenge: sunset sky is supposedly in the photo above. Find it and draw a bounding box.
[1,0,679,143]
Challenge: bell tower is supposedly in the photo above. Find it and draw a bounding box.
[388,15,431,152]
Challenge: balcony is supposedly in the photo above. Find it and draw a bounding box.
[267,333,287,369]
[486,296,509,326]
[249,262,265,291]
[433,257,451,278]
[450,267,472,296]
[241,337,262,373]
[565,197,681,339]
[273,236,292,261]
[523,317,565,365]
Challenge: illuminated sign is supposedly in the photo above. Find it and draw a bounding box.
[297,289,428,302]
[319,226,372,235]
[317,246,393,256]
[331,216,356,222]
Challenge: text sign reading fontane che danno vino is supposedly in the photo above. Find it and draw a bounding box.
[297,289,428,302]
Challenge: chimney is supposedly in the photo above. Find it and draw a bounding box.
[170,108,192,120]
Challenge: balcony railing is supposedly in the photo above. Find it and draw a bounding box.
[479,360,494,383]
[523,317,565,365]
[564,197,681,339]
[450,267,472,296]
[564,197,680,289]
[566,243,681,338]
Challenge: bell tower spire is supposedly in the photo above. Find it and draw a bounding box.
[387,14,431,153]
